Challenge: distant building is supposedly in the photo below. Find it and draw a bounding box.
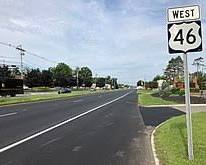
[91,83,96,89]
[104,84,111,90]
[157,80,166,89]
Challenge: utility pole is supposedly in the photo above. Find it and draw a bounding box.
[77,71,79,90]
[193,57,204,77]
[76,67,80,90]
[16,45,25,79]
[95,74,98,88]
[111,78,113,89]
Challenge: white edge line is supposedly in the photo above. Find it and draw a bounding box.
[0,112,17,118]
[151,119,171,165]
[0,91,133,153]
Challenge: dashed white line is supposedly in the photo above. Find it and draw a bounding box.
[40,137,61,147]
[72,99,83,103]
[0,112,17,118]
[0,91,133,153]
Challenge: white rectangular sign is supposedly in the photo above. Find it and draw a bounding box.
[168,5,200,22]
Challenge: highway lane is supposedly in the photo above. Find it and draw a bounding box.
[0,89,154,165]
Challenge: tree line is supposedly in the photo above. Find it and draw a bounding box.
[0,63,118,89]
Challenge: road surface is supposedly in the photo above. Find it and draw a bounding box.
[0,89,154,165]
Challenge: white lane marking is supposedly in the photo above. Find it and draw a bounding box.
[0,112,17,118]
[72,99,83,103]
[0,91,133,153]
[72,146,82,152]
[40,137,61,147]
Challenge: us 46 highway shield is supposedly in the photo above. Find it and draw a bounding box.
[168,20,202,54]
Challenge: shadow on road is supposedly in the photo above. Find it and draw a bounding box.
[139,106,185,127]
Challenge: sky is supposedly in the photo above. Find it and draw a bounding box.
[0,0,205,85]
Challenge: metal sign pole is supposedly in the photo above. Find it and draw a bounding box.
[183,53,194,160]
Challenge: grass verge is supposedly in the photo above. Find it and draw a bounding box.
[138,90,177,106]
[0,90,105,106]
[155,112,206,165]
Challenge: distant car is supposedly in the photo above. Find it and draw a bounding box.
[58,88,71,94]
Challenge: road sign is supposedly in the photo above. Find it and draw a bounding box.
[166,4,203,161]
[168,5,200,22]
[168,20,202,54]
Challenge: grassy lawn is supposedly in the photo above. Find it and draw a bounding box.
[0,90,104,106]
[138,90,177,106]
[155,112,206,165]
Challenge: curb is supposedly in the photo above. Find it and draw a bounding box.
[151,120,170,165]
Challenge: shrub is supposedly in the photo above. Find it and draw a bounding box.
[178,89,185,96]
[171,88,180,95]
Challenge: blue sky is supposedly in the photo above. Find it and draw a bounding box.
[0,0,205,85]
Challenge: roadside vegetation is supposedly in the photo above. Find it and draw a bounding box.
[138,89,206,106]
[0,89,109,106]
[155,112,206,165]
[0,62,125,104]
[138,90,178,106]
[0,63,119,89]
[138,56,206,106]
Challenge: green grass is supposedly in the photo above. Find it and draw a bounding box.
[138,90,177,106]
[155,112,206,165]
[0,90,103,106]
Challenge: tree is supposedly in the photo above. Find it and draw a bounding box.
[41,69,53,87]
[0,65,12,80]
[24,68,42,87]
[96,77,105,88]
[79,67,93,87]
[164,56,184,85]
[105,76,112,84]
[51,63,72,87]
[153,75,166,82]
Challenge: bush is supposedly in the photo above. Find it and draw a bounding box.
[190,88,200,93]
[154,82,186,97]
[171,88,180,95]
[178,89,185,96]
[154,87,171,97]
[171,87,185,96]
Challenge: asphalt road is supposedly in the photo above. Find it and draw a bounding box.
[0,89,154,165]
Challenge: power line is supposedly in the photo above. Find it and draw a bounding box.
[0,41,58,64]
[0,56,19,59]
[23,59,43,68]
[26,50,57,63]
[0,41,16,48]
[0,60,21,64]
[23,62,35,68]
